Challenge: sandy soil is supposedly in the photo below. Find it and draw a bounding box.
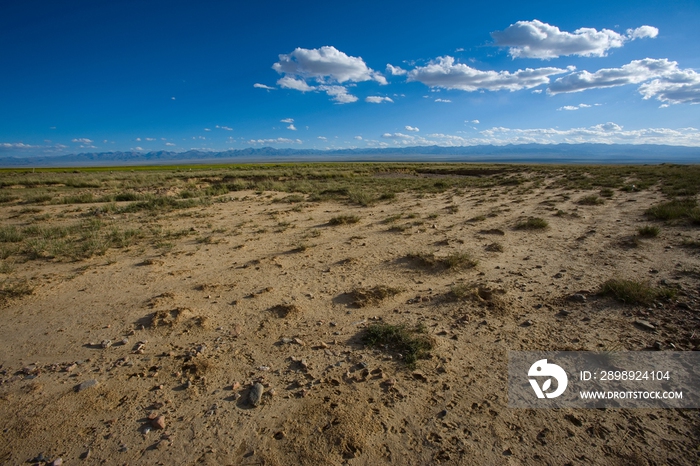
[1,178,699,465]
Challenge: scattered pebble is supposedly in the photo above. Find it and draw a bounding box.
[250,382,264,407]
[151,415,166,430]
[101,340,112,349]
[634,320,656,331]
[76,379,99,392]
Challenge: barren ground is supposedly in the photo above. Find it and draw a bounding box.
[0,164,699,465]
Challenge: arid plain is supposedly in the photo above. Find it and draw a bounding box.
[1,163,699,465]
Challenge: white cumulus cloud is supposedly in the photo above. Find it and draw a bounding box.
[491,20,658,59]
[273,46,386,84]
[281,118,294,123]
[435,98,452,102]
[365,96,394,103]
[318,85,358,103]
[405,125,420,132]
[627,25,659,40]
[273,46,386,104]
[278,76,316,92]
[165,142,176,146]
[287,124,297,131]
[548,58,700,105]
[386,64,407,76]
[72,138,93,144]
[254,83,276,90]
[638,69,700,106]
[407,56,568,92]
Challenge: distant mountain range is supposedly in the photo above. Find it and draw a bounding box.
[1,144,699,167]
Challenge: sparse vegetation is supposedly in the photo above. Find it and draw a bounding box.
[645,199,700,223]
[350,285,402,307]
[0,279,34,305]
[268,303,302,318]
[328,214,360,225]
[363,322,434,368]
[406,251,477,270]
[514,217,548,230]
[638,225,660,237]
[600,279,676,305]
[577,195,604,205]
[485,242,504,252]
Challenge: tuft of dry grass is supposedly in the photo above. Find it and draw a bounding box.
[0,279,34,306]
[405,251,478,271]
[328,215,360,225]
[350,285,402,307]
[638,225,660,237]
[485,242,504,252]
[268,303,302,318]
[599,279,676,305]
[514,217,548,230]
[577,195,605,205]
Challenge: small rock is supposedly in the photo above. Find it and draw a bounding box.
[653,341,663,350]
[280,338,293,344]
[568,294,587,303]
[250,382,264,407]
[558,310,571,317]
[101,340,112,349]
[76,379,99,392]
[50,458,63,466]
[634,320,656,331]
[520,320,533,327]
[151,415,165,430]
[293,338,306,346]
[274,431,286,440]
[231,381,241,390]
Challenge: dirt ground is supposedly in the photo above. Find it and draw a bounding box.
[1,172,699,465]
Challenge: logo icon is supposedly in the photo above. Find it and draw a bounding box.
[528,359,568,399]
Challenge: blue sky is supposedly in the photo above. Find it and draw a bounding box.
[1,0,699,157]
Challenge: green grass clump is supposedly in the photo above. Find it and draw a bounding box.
[645,199,700,223]
[600,279,676,305]
[577,195,604,205]
[363,322,434,368]
[599,188,614,198]
[347,189,376,207]
[514,217,548,230]
[637,225,660,238]
[350,285,402,307]
[406,251,477,270]
[119,196,200,213]
[328,214,360,225]
[0,226,24,243]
